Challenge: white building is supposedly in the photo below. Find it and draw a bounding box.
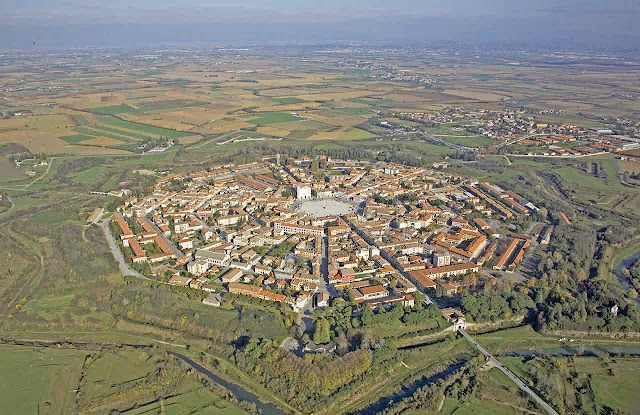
[433,251,452,267]
[188,259,212,276]
[296,185,312,200]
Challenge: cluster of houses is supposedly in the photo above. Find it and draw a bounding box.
[517,133,640,156]
[110,157,543,315]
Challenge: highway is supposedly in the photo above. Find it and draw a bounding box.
[458,329,559,415]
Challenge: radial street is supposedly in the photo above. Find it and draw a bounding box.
[458,329,559,415]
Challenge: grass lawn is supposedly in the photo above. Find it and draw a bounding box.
[576,357,640,414]
[33,209,66,224]
[83,350,162,402]
[69,165,105,183]
[125,378,248,415]
[611,240,640,271]
[405,396,527,414]
[0,196,50,217]
[500,355,640,415]
[0,345,87,414]
[438,135,492,148]
[337,128,377,140]
[364,317,447,339]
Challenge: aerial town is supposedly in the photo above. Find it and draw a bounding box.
[109,155,546,322]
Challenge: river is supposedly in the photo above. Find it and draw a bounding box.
[170,352,287,415]
[351,363,464,415]
[615,250,640,307]
[504,345,640,358]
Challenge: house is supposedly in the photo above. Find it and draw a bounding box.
[202,295,221,307]
[187,259,211,276]
[316,291,330,307]
[168,275,192,287]
[221,268,243,283]
[189,276,209,289]
[358,285,387,300]
[254,264,272,275]
[195,250,231,267]
[202,284,217,293]
[439,281,460,295]
[304,342,336,354]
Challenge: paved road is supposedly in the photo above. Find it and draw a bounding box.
[100,216,144,278]
[458,329,559,415]
[144,217,185,259]
[342,215,435,305]
[420,132,472,152]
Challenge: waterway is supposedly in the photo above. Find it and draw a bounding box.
[615,250,640,307]
[170,352,287,415]
[504,345,640,358]
[352,363,464,415]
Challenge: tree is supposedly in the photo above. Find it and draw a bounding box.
[539,207,548,220]
[361,306,374,327]
[313,318,331,344]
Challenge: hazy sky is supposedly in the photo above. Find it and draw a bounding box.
[1,0,639,49]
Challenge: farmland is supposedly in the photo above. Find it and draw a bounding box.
[0,345,249,415]
[1,45,640,415]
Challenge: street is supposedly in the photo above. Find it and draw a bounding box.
[458,329,559,415]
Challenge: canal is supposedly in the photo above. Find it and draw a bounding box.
[170,352,287,415]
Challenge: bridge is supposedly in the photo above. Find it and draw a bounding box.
[458,329,559,415]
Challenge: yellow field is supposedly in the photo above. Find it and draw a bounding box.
[201,118,256,133]
[124,114,197,131]
[442,89,511,101]
[0,118,25,131]
[0,131,69,153]
[620,159,640,174]
[308,127,375,140]
[256,126,290,137]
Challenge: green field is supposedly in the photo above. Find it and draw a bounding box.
[71,114,90,125]
[33,209,67,224]
[332,107,376,116]
[435,135,492,148]
[97,115,193,139]
[347,97,394,107]
[124,378,248,415]
[83,350,162,401]
[87,104,138,114]
[501,355,640,415]
[0,345,87,414]
[247,112,306,126]
[272,97,306,104]
[73,126,136,143]
[60,134,95,144]
[70,165,105,183]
